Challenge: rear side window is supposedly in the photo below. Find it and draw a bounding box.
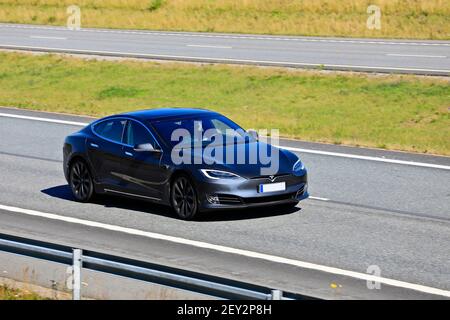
[93,119,126,143]
[124,120,157,147]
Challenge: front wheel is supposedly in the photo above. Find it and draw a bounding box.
[69,159,94,202]
[171,176,199,220]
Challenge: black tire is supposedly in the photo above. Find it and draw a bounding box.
[69,159,95,202]
[171,175,199,220]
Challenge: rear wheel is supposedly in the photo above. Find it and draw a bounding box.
[69,159,94,202]
[171,176,198,220]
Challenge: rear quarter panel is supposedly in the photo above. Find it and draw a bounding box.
[63,129,90,182]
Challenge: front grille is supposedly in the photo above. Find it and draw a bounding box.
[243,192,296,204]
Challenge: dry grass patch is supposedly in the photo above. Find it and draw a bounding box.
[0,0,449,39]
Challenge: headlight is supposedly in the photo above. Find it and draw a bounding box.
[200,169,242,180]
[293,159,305,172]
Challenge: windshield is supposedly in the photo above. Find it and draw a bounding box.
[151,114,252,148]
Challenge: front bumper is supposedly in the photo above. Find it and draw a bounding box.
[196,171,308,211]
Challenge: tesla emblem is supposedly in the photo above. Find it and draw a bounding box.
[269,175,276,182]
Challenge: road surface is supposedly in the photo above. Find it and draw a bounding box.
[0,107,449,299]
[0,23,449,75]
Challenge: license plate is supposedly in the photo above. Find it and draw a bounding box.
[259,182,286,193]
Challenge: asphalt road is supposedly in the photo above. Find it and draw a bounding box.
[0,23,449,76]
[0,107,449,299]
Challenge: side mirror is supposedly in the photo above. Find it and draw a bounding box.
[247,129,259,141]
[133,143,160,152]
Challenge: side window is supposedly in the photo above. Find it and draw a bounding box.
[124,120,156,147]
[93,119,126,143]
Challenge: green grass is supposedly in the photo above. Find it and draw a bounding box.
[0,0,449,39]
[0,52,449,155]
[0,285,48,300]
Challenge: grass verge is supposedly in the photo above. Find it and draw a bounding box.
[0,51,449,155]
[0,284,48,300]
[0,0,449,39]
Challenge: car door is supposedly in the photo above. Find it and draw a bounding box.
[121,119,168,201]
[87,118,127,189]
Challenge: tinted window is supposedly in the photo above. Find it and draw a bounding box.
[124,120,156,147]
[93,119,126,143]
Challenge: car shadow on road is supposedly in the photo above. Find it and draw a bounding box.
[41,185,300,222]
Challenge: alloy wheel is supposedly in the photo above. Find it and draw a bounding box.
[70,160,94,202]
[171,176,198,219]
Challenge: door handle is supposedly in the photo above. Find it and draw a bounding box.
[125,151,134,157]
[90,143,99,148]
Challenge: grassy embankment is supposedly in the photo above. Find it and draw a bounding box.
[0,0,449,39]
[0,284,47,300]
[0,52,449,155]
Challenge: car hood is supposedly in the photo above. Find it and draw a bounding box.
[189,141,298,178]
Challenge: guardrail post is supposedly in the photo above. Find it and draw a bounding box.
[72,249,82,300]
[270,289,283,300]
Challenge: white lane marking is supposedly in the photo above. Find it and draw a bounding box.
[1,112,449,170]
[309,196,330,201]
[1,44,449,74]
[0,112,87,126]
[1,24,450,47]
[0,203,449,298]
[387,53,447,59]
[280,146,450,171]
[30,36,67,40]
[187,44,232,49]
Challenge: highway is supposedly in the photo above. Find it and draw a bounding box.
[0,23,449,75]
[0,107,449,299]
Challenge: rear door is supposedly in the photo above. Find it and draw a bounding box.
[121,119,167,201]
[87,118,126,189]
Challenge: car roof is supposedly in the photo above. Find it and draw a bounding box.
[119,108,218,121]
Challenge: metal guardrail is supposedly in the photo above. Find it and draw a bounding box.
[0,233,312,300]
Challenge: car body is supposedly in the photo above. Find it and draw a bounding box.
[63,108,308,219]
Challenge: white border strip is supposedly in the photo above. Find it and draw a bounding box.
[280,146,450,170]
[1,112,448,170]
[1,44,449,74]
[0,203,449,298]
[0,112,88,126]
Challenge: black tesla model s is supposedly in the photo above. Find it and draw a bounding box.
[63,109,308,219]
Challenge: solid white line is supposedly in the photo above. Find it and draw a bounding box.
[280,146,450,171]
[2,24,450,47]
[387,53,447,59]
[187,44,232,49]
[0,44,449,74]
[1,112,448,170]
[0,203,449,298]
[30,36,67,40]
[0,112,88,126]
